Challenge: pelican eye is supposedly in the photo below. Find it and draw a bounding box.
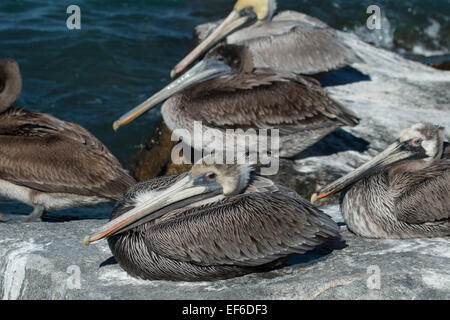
[205,172,217,181]
[216,56,225,62]
[409,137,423,147]
[239,6,255,17]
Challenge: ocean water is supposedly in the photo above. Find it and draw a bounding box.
[0,0,448,219]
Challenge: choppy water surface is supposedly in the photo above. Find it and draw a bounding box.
[0,0,448,219]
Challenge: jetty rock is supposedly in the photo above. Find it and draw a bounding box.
[0,205,449,299]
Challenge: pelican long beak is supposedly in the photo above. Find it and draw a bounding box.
[113,58,231,131]
[170,10,251,78]
[315,141,418,200]
[83,174,223,245]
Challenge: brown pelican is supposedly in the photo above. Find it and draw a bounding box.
[313,123,449,239]
[113,44,359,157]
[170,0,359,78]
[83,158,341,281]
[0,59,135,221]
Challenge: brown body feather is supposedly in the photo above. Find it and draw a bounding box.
[0,107,134,200]
[178,70,358,130]
[341,143,450,238]
[389,157,450,225]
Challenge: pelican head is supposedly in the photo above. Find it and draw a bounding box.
[112,45,248,131]
[397,123,445,161]
[0,59,22,112]
[170,0,277,78]
[233,0,277,21]
[83,158,252,245]
[191,157,252,196]
[314,123,446,200]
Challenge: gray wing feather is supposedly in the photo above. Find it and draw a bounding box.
[272,10,330,28]
[144,181,339,267]
[234,23,359,75]
[179,72,359,131]
[391,160,450,224]
[0,107,135,200]
[193,11,359,75]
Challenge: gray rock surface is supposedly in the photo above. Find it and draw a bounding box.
[0,205,448,300]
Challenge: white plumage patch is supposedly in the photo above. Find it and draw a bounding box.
[0,179,33,206]
[0,178,108,211]
[133,190,164,207]
[422,139,438,158]
[398,125,423,142]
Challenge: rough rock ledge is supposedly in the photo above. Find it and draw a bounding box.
[0,205,448,300]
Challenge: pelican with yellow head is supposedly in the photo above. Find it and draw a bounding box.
[170,0,358,78]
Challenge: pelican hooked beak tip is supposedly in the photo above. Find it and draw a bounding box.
[315,191,331,200]
[114,57,231,129]
[310,191,329,203]
[82,236,91,246]
[112,121,120,132]
[170,69,177,79]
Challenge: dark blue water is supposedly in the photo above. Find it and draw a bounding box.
[0,0,448,219]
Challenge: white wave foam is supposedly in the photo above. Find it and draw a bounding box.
[350,15,449,58]
[412,44,448,57]
[350,14,394,49]
[424,19,441,39]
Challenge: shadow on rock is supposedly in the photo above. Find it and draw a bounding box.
[100,256,118,268]
[286,237,347,267]
[254,238,347,280]
[293,129,370,161]
[0,213,26,223]
[315,66,371,87]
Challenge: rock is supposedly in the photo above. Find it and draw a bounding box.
[271,159,344,206]
[430,61,450,71]
[0,205,448,300]
[126,118,178,181]
[126,118,194,180]
[165,160,193,175]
